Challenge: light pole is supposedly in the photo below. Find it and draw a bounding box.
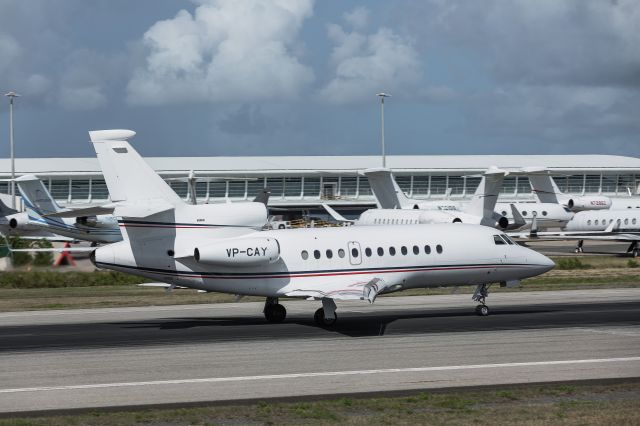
[5,91,20,209]
[376,92,390,168]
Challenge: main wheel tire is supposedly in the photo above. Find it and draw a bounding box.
[314,308,337,326]
[265,303,286,323]
[476,304,490,316]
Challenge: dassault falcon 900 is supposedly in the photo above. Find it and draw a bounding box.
[89,130,554,325]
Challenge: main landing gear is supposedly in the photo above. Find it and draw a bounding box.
[628,242,639,258]
[263,297,286,323]
[314,298,337,327]
[574,240,584,254]
[472,284,491,316]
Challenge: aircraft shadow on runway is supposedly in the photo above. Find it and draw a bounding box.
[117,303,635,338]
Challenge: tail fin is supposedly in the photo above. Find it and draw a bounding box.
[0,199,18,216]
[89,130,182,206]
[524,168,561,204]
[465,166,507,224]
[363,168,412,209]
[15,175,63,216]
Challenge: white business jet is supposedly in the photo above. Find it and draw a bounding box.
[526,169,612,211]
[89,130,554,323]
[0,198,53,238]
[365,169,573,230]
[15,175,122,243]
[324,167,514,229]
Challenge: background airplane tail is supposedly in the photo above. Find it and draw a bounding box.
[465,167,507,225]
[363,168,412,209]
[527,172,561,204]
[16,175,64,217]
[89,130,182,207]
[0,199,18,216]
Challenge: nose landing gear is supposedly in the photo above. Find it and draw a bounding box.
[574,240,584,254]
[472,284,491,316]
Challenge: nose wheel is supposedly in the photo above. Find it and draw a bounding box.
[472,284,491,316]
[264,297,286,323]
[574,240,584,254]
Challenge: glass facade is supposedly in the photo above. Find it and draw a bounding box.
[1,172,638,205]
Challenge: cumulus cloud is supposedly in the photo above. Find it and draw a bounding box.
[0,1,118,111]
[319,8,422,104]
[127,0,315,105]
[399,0,640,149]
[217,104,270,135]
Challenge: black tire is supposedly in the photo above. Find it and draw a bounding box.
[265,304,286,323]
[476,304,490,316]
[314,308,337,326]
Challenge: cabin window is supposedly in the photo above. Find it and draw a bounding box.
[338,249,345,258]
[633,218,637,225]
[326,249,333,259]
[624,219,629,225]
[588,220,592,225]
[436,245,443,254]
[413,245,419,255]
[389,247,396,256]
[351,247,359,258]
[501,211,507,216]
[494,235,506,245]
[542,211,548,216]
[365,247,372,257]
[425,245,431,254]
[401,246,408,255]
[377,247,384,256]
[301,250,309,260]
[522,211,528,216]
[313,250,321,259]
[594,220,599,225]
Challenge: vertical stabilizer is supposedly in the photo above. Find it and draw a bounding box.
[16,175,63,216]
[363,168,412,209]
[465,167,507,225]
[527,171,561,204]
[89,130,182,206]
[0,199,18,216]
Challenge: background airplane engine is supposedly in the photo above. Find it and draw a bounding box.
[8,212,30,230]
[567,196,612,212]
[76,215,114,228]
[194,237,280,266]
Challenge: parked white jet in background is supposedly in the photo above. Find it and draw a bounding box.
[325,167,514,229]
[89,129,554,323]
[526,169,612,212]
[15,175,122,244]
[365,169,573,230]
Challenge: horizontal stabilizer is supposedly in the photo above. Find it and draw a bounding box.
[44,204,116,218]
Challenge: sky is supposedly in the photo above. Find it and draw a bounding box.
[0,0,638,159]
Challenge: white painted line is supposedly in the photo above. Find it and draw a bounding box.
[2,357,639,394]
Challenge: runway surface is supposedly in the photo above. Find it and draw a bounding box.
[1,289,639,413]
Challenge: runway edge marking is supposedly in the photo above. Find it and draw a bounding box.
[2,357,640,394]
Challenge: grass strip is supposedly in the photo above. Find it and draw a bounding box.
[1,380,638,425]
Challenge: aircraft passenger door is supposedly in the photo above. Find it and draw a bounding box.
[347,241,362,265]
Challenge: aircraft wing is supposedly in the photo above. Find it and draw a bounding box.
[510,230,640,242]
[285,277,387,303]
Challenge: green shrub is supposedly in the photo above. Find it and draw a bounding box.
[0,271,148,289]
[556,258,591,270]
[628,259,639,268]
[7,236,32,266]
[32,239,54,266]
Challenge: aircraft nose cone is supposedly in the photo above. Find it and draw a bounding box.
[534,251,555,273]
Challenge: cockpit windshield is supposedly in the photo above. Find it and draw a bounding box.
[494,234,515,245]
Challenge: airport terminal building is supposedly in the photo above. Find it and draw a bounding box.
[1,154,639,211]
